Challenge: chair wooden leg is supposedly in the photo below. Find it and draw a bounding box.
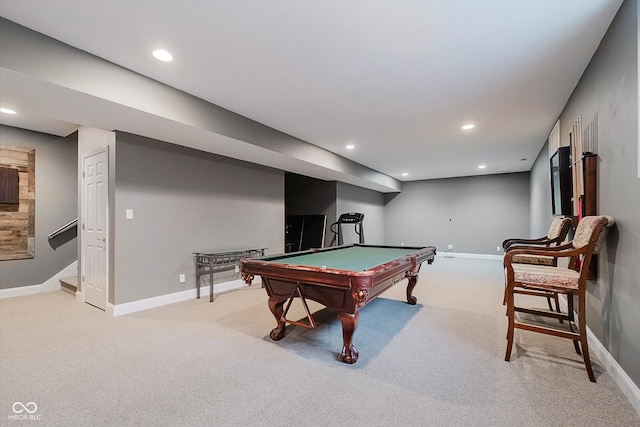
[580,335,595,382]
[505,290,515,361]
[546,295,553,311]
[553,293,564,324]
[502,277,507,306]
[572,338,582,356]
[545,292,564,324]
[578,293,596,382]
[567,295,581,355]
[553,293,561,312]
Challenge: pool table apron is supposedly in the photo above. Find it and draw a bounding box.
[260,259,420,313]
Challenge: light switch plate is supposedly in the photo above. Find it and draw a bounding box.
[126,209,133,219]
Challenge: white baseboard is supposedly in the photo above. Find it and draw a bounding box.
[111,278,253,317]
[0,261,78,299]
[557,295,640,414]
[436,252,503,261]
[0,284,42,299]
[586,327,640,414]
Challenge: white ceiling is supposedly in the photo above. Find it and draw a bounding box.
[0,0,622,185]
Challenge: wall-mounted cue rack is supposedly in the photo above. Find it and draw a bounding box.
[570,114,599,280]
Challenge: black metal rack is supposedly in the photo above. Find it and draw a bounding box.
[193,248,266,302]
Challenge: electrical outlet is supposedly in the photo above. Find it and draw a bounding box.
[234,265,240,273]
[447,244,453,250]
[179,274,186,283]
[497,246,501,252]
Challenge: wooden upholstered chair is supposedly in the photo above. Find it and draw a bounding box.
[503,215,614,382]
[502,216,572,255]
[502,217,572,311]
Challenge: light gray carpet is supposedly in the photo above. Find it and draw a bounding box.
[1,257,638,426]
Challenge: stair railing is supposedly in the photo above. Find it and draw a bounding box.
[47,218,78,240]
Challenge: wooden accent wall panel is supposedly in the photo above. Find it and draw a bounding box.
[0,145,35,260]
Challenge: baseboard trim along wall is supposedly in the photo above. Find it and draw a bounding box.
[0,261,78,299]
[587,327,640,415]
[110,278,253,317]
[0,283,42,299]
[558,295,640,415]
[435,252,503,261]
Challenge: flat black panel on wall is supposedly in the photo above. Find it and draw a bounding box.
[285,215,304,252]
[300,215,327,250]
[550,147,572,216]
[285,214,327,252]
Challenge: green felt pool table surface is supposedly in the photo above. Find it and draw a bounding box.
[267,246,426,272]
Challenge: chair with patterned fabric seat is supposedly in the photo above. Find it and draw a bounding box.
[503,215,614,382]
[502,217,572,311]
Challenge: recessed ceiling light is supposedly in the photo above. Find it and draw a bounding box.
[0,108,17,115]
[152,49,173,62]
[401,172,408,177]
[462,124,475,130]
[478,164,487,169]
[345,145,355,150]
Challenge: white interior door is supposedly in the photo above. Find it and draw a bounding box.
[82,148,108,310]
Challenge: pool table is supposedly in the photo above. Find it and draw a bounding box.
[241,244,436,363]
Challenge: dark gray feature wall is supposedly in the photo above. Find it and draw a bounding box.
[384,173,530,254]
[531,0,639,386]
[284,175,385,247]
[113,132,284,305]
[0,125,78,288]
[285,173,336,248]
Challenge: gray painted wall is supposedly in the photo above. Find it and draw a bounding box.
[336,182,385,245]
[0,125,77,288]
[529,141,554,238]
[531,0,639,385]
[113,132,284,304]
[384,173,530,254]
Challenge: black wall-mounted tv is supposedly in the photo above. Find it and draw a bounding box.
[550,146,572,216]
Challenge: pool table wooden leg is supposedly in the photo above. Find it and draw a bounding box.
[338,311,360,364]
[268,297,286,341]
[406,273,418,305]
